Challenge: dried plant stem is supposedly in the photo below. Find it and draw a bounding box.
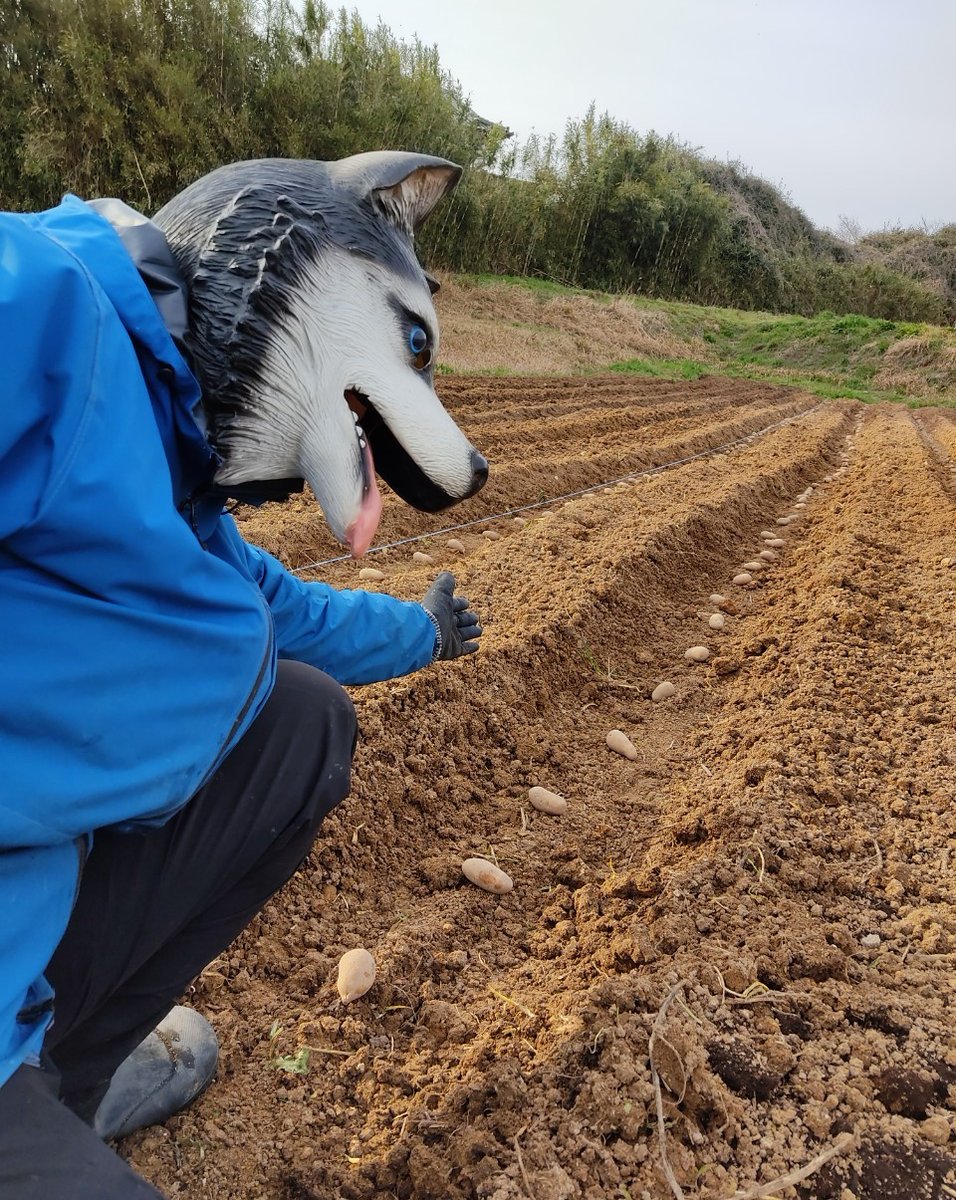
[130,146,152,210]
[514,1127,535,1199]
[727,1131,856,1200]
[488,985,537,1020]
[649,981,688,1200]
[599,677,644,691]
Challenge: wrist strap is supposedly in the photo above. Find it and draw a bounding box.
[424,608,443,661]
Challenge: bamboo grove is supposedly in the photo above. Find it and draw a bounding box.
[3,0,953,323]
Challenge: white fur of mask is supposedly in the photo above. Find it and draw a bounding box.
[212,246,476,542]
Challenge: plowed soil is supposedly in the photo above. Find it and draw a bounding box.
[127,378,956,1200]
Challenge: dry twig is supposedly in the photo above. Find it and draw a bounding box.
[513,1126,535,1199]
[726,1131,856,1200]
[724,991,803,1006]
[649,981,689,1200]
[488,985,537,1021]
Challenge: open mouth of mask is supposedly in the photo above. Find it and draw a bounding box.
[342,386,488,556]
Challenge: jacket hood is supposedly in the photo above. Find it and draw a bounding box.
[86,196,304,505]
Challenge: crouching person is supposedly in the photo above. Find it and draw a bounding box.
[0,150,485,1199]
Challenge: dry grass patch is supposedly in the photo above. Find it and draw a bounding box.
[874,336,956,395]
[436,277,713,374]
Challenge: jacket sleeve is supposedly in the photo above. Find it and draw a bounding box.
[224,520,438,685]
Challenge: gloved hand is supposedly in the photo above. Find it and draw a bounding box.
[421,571,483,661]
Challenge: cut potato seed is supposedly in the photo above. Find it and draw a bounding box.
[742,560,764,571]
[684,646,710,662]
[708,613,725,630]
[483,529,502,540]
[412,551,434,565]
[446,539,466,552]
[709,593,726,606]
[358,567,385,582]
[759,549,778,562]
[512,516,528,529]
[528,786,568,815]
[765,538,785,548]
[462,858,514,894]
[732,572,753,585]
[337,948,376,1003]
[606,728,639,757]
[650,682,676,702]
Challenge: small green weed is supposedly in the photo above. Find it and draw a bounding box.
[579,641,602,675]
[267,1019,311,1076]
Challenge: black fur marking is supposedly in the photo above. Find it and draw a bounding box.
[388,293,436,354]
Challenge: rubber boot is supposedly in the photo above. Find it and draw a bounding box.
[92,1007,219,1140]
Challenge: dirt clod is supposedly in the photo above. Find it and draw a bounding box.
[875,1067,937,1119]
[708,1039,783,1101]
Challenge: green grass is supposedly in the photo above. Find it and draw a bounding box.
[721,367,911,406]
[605,355,912,403]
[436,362,520,377]
[609,357,710,381]
[639,304,956,406]
[706,310,918,376]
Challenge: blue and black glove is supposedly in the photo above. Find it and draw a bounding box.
[422,571,483,661]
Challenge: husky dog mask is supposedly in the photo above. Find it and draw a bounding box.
[152,151,487,556]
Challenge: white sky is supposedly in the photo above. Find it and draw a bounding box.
[355,0,955,235]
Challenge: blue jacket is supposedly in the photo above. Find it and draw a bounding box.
[0,196,437,1087]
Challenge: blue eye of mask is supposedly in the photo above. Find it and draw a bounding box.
[409,324,432,371]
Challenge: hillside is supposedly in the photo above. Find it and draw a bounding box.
[435,275,956,406]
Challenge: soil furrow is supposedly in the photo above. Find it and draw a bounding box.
[239,389,815,571]
[466,400,805,463]
[126,386,956,1200]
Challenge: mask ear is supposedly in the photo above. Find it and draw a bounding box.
[372,163,462,237]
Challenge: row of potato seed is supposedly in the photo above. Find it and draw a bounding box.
[336,782,565,999]
[353,517,534,581]
[336,434,862,1000]
[462,473,821,791]
[604,481,819,748]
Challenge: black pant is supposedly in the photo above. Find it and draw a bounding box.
[0,661,356,1199]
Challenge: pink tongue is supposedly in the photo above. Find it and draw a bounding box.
[345,438,383,558]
